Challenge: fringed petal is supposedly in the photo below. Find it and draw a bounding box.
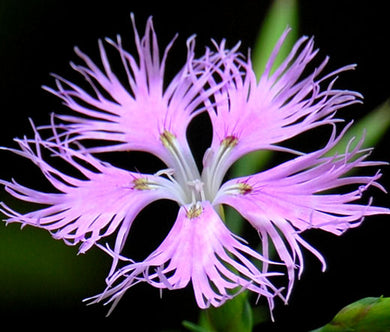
[86,202,283,314]
[204,29,362,188]
[0,127,180,254]
[216,126,389,299]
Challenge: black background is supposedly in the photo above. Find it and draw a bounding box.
[0,1,389,331]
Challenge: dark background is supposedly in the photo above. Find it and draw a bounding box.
[0,0,389,331]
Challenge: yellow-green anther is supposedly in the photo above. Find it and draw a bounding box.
[133,177,152,190]
[186,203,203,219]
[221,135,238,149]
[160,130,177,149]
[237,182,253,195]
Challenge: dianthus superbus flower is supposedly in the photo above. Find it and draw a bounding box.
[1,15,388,314]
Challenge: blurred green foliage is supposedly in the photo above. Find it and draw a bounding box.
[0,207,108,307]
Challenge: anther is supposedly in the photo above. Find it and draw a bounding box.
[186,202,203,219]
[221,135,238,148]
[132,177,152,190]
[237,182,253,195]
[160,130,176,149]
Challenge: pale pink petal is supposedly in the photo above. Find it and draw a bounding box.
[42,15,227,180]
[86,201,282,313]
[0,130,180,254]
[203,29,362,186]
[216,126,390,299]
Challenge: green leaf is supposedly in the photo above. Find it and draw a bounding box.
[229,150,273,179]
[327,99,390,156]
[197,292,254,332]
[310,297,390,332]
[252,0,299,77]
[183,292,264,332]
[182,321,214,332]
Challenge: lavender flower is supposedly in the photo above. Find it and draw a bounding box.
[1,15,388,314]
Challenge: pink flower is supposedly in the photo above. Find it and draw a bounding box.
[1,16,388,314]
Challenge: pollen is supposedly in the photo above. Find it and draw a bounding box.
[237,182,253,195]
[186,203,203,219]
[221,135,238,148]
[160,130,176,148]
[132,177,151,190]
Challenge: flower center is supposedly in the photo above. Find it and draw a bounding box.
[159,130,239,208]
[187,179,206,203]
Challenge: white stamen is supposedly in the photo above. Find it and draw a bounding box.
[187,179,206,202]
[154,168,175,181]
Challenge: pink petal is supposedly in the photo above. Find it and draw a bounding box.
[42,16,225,176]
[0,131,179,254]
[204,29,362,180]
[87,201,282,313]
[216,126,389,299]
